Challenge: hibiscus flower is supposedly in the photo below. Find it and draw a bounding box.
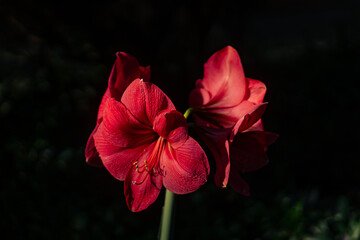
[189,46,277,194]
[85,52,150,167]
[93,79,209,212]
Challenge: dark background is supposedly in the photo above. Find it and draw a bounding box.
[1,0,360,239]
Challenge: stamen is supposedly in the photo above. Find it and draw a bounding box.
[131,137,166,185]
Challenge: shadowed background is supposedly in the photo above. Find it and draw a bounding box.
[1,0,360,239]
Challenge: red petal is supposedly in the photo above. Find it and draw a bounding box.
[97,52,149,121]
[85,88,111,167]
[125,169,162,212]
[231,103,268,137]
[96,88,111,121]
[245,78,266,104]
[245,119,264,132]
[121,79,176,126]
[109,52,151,100]
[161,138,209,194]
[93,124,150,181]
[85,124,103,167]
[85,51,150,166]
[139,65,151,82]
[188,84,212,108]
[229,170,250,196]
[230,132,275,173]
[245,131,279,148]
[153,110,188,149]
[192,106,240,129]
[101,98,156,148]
[196,126,232,188]
[192,101,265,130]
[190,46,247,108]
[124,144,163,212]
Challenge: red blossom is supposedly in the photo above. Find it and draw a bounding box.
[85,52,150,167]
[189,46,278,194]
[93,79,209,212]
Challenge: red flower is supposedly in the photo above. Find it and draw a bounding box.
[85,52,150,167]
[93,79,209,212]
[189,46,277,195]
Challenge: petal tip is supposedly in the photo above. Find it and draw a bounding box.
[85,156,104,168]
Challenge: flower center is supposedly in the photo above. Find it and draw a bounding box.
[132,137,166,185]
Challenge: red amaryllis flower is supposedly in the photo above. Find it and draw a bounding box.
[189,46,277,194]
[93,79,209,212]
[85,52,150,167]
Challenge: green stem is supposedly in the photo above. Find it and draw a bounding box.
[159,190,175,240]
[158,108,193,240]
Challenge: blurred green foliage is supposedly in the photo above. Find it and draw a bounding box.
[1,0,360,239]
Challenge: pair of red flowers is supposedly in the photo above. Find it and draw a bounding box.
[85,46,278,212]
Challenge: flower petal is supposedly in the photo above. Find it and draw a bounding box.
[231,102,268,137]
[153,110,188,149]
[85,51,150,166]
[229,170,250,196]
[93,124,150,181]
[85,124,103,167]
[188,82,212,108]
[97,88,111,121]
[101,98,156,148]
[192,101,266,130]
[121,79,176,126]
[109,52,150,100]
[245,119,264,132]
[190,46,247,108]
[124,143,163,212]
[139,65,151,82]
[230,131,277,173]
[241,131,279,151]
[196,126,232,188]
[85,88,111,167]
[161,138,209,194]
[125,169,162,212]
[247,131,279,148]
[192,107,240,129]
[246,78,266,104]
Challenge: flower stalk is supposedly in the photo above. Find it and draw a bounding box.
[159,108,193,240]
[159,190,175,240]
